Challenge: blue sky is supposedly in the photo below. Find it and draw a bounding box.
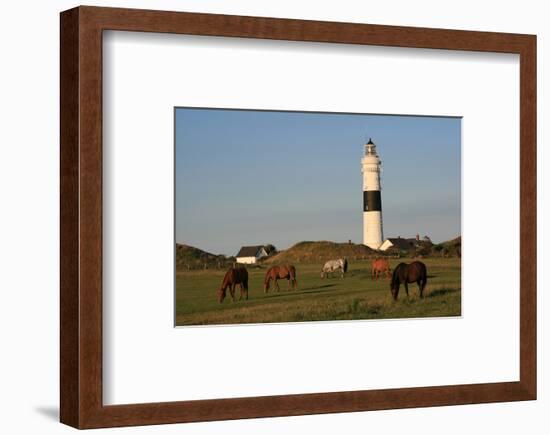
[175,108,461,256]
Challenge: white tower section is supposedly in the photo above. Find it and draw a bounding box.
[361,138,383,249]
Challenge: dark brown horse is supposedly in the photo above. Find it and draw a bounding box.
[264,265,297,293]
[390,261,427,301]
[217,265,249,303]
[371,258,392,280]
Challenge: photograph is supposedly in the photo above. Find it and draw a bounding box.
[175,108,461,326]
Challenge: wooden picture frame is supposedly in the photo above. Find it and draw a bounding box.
[60,5,536,429]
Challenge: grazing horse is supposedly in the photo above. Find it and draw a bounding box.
[371,258,392,280]
[217,265,249,303]
[390,261,427,301]
[321,258,348,278]
[264,265,297,293]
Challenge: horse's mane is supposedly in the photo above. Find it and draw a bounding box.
[220,267,232,290]
[264,266,274,283]
[390,264,400,288]
[391,263,408,287]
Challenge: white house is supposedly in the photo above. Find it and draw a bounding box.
[235,245,268,264]
[378,237,416,252]
[379,235,431,252]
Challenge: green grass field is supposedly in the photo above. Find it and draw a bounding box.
[175,257,461,326]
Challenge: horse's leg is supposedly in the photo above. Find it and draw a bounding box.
[230,284,236,302]
[404,282,409,297]
[275,278,280,292]
[239,283,243,301]
[419,278,425,298]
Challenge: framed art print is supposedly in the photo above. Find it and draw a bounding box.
[60,6,536,429]
[174,109,461,326]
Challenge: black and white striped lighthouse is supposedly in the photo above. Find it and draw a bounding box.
[361,138,383,249]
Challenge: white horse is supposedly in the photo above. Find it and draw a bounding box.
[321,258,348,278]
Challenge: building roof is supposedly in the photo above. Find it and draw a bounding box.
[386,237,416,251]
[236,245,265,257]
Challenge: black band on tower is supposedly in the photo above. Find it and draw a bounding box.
[363,190,382,212]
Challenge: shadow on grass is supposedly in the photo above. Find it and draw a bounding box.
[264,284,336,298]
[426,287,460,298]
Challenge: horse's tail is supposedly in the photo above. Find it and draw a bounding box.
[415,262,427,281]
[290,265,297,279]
[290,265,297,288]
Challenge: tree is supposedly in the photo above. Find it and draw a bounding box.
[264,244,277,255]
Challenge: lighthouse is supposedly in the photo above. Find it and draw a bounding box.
[361,138,383,249]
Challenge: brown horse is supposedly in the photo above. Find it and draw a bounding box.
[390,261,427,301]
[264,265,297,293]
[217,265,249,303]
[371,258,391,280]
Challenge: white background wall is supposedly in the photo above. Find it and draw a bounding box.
[0,0,546,434]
